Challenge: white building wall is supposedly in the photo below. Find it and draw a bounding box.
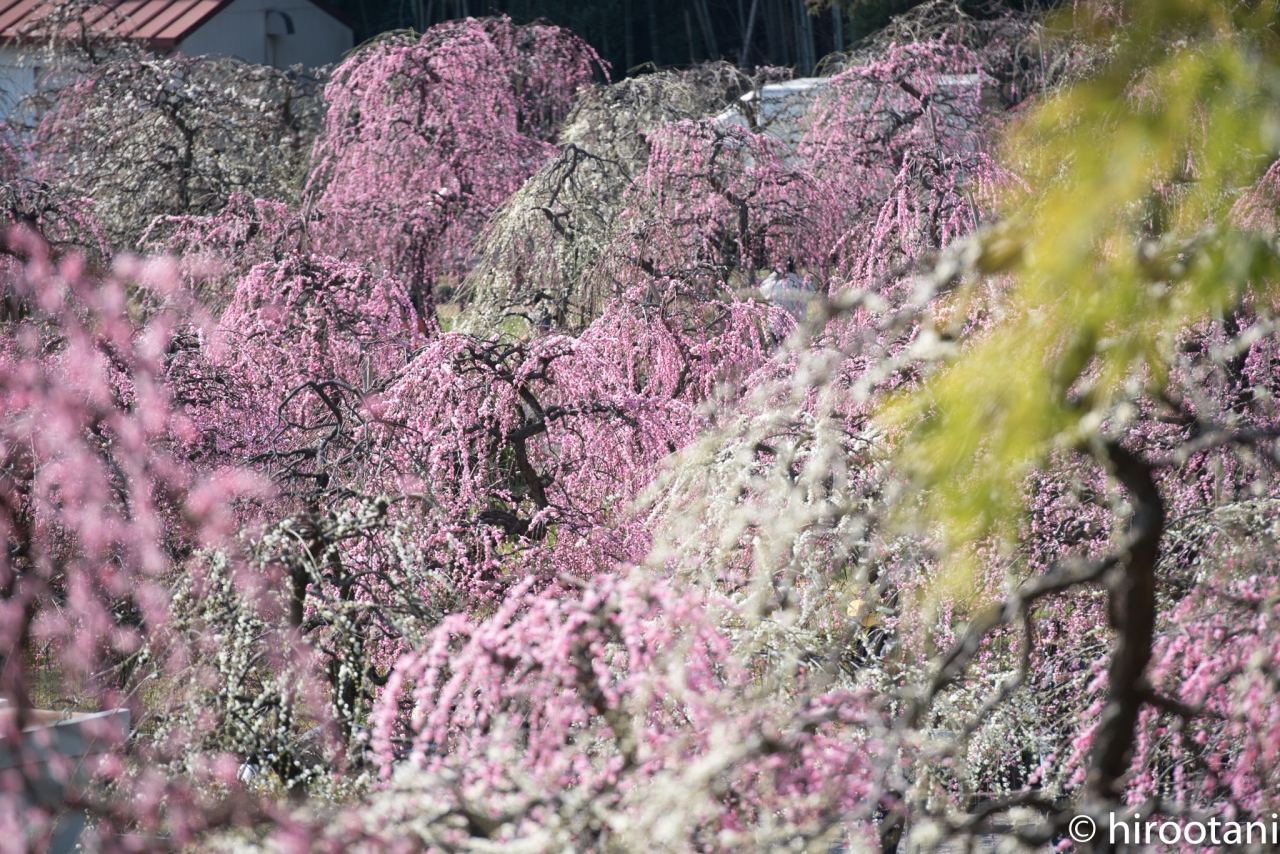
[178,0,352,70]
[0,46,78,121]
[0,45,39,119]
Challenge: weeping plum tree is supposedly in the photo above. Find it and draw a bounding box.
[820,0,1072,107]
[462,62,792,332]
[802,40,1002,282]
[30,47,321,254]
[607,119,829,292]
[308,16,606,317]
[187,254,418,482]
[356,573,890,852]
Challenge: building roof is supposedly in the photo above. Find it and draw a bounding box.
[0,0,351,50]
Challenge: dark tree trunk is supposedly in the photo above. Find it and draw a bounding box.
[598,4,610,71]
[684,8,697,64]
[1084,442,1165,852]
[624,0,635,71]
[695,0,718,59]
[739,0,760,68]
[647,0,662,65]
[764,0,784,66]
[792,0,814,73]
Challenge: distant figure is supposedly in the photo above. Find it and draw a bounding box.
[759,258,814,336]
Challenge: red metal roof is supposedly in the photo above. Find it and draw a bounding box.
[0,0,349,50]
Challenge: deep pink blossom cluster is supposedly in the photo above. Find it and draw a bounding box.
[361,573,888,851]
[801,41,1000,283]
[308,16,605,315]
